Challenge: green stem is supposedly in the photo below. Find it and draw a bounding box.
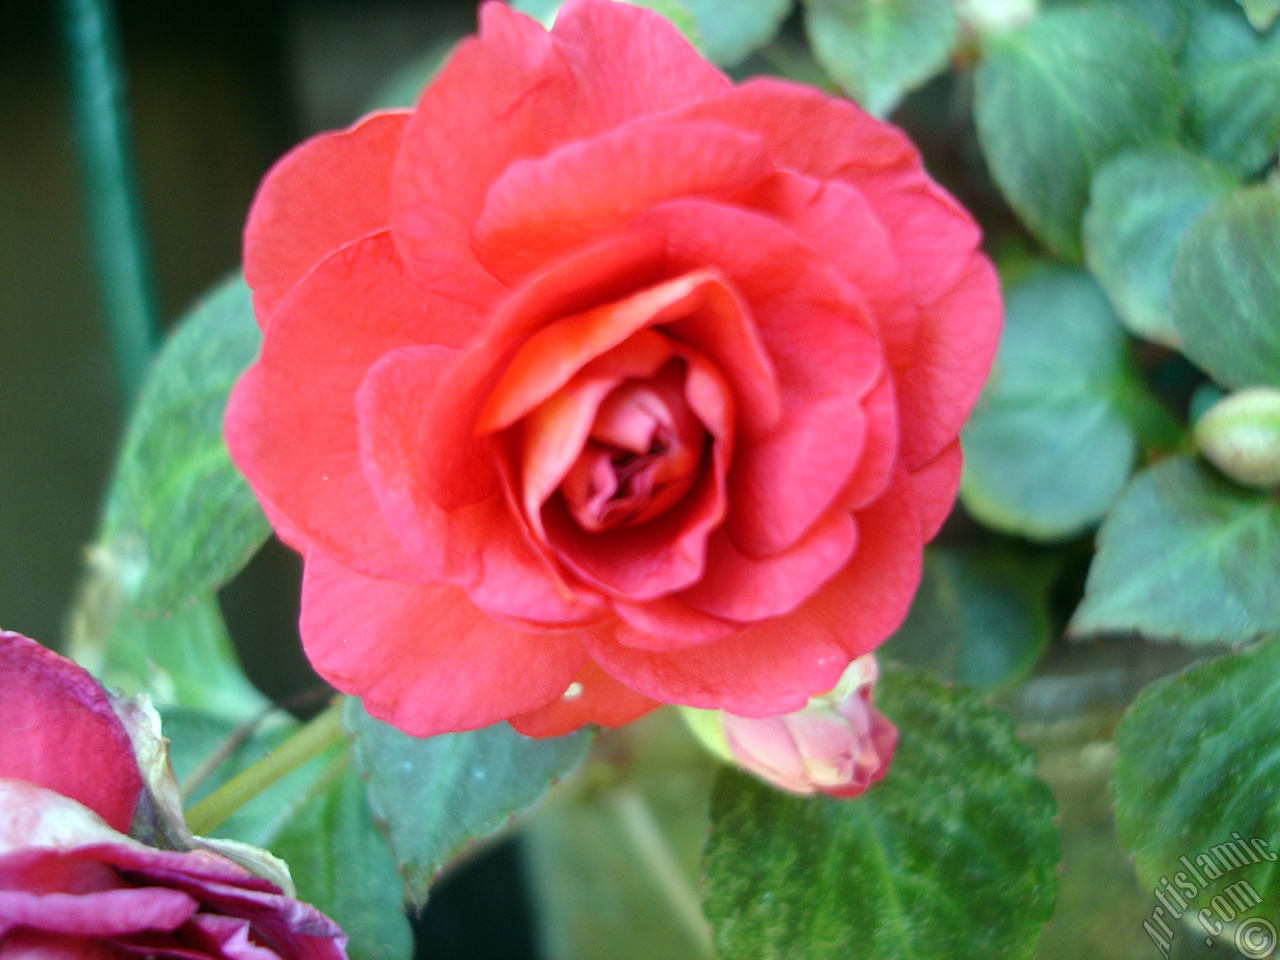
[185,699,347,836]
[610,786,716,956]
[179,705,275,802]
[61,0,159,398]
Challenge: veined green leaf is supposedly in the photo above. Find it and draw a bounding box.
[702,668,1059,960]
[1071,456,1280,644]
[97,275,268,613]
[974,7,1182,259]
[346,702,591,906]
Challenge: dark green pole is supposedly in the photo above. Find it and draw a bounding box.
[62,0,159,399]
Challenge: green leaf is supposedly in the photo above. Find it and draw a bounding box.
[1114,635,1280,925]
[702,668,1059,960]
[1071,456,1280,644]
[523,712,717,960]
[1238,0,1280,29]
[1182,0,1280,176]
[1083,146,1236,347]
[346,701,592,906]
[974,7,1182,260]
[271,760,414,960]
[515,0,788,64]
[1105,0,1191,50]
[676,0,793,66]
[737,31,832,87]
[96,596,268,721]
[801,0,958,116]
[883,544,1053,692]
[960,268,1164,540]
[97,275,268,613]
[1170,180,1280,390]
[165,710,330,849]
[511,0,561,21]
[164,709,413,959]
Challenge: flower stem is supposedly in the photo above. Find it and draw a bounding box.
[184,698,347,836]
[61,0,159,398]
[179,705,273,802]
[610,786,716,956]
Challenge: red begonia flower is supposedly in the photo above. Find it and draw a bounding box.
[227,0,1001,738]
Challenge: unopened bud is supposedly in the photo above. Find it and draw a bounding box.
[1194,387,1280,489]
[680,656,896,798]
[956,0,1039,37]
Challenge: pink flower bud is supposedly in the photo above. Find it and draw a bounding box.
[683,656,897,798]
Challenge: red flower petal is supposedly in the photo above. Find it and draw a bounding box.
[585,616,847,719]
[541,455,724,600]
[756,170,982,472]
[356,346,603,625]
[517,330,676,532]
[409,234,667,516]
[858,167,982,307]
[227,363,418,583]
[226,232,479,583]
[391,2,578,305]
[538,351,734,600]
[679,512,857,622]
[729,388,868,558]
[754,172,919,387]
[892,251,1002,469]
[847,166,999,468]
[909,440,963,541]
[612,596,740,649]
[584,476,921,716]
[477,270,778,441]
[521,374,637,533]
[548,0,729,127]
[836,374,900,512]
[244,110,409,324]
[509,660,658,737]
[473,121,774,282]
[674,77,918,183]
[299,551,590,736]
[0,633,142,833]
[392,0,728,301]
[673,80,1001,470]
[631,200,884,556]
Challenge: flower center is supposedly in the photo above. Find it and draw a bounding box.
[560,362,704,533]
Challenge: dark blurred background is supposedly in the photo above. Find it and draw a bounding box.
[0,1,535,955]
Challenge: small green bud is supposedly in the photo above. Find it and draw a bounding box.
[956,0,1039,36]
[1194,387,1280,490]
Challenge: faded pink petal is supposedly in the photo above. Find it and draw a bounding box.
[0,633,141,834]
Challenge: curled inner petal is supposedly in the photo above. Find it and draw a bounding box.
[476,268,778,440]
[517,340,735,600]
[561,363,705,532]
